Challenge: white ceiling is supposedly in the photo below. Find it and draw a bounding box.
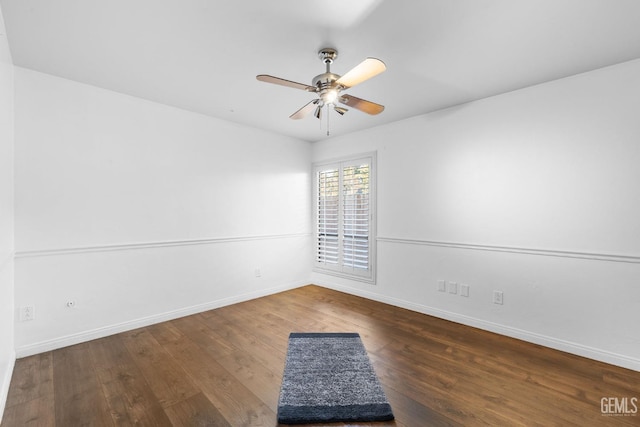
[2,0,640,142]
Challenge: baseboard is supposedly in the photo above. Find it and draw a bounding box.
[15,280,308,358]
[316,281,640,372]
[0,351,16,425]
[15,278,639,372]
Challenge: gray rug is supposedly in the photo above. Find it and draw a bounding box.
[277,332,394,424]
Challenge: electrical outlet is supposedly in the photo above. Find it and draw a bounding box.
[493,290,504,305]
[460,284,470,297]
[20,306,35,321]
[437,280,446,292]
[448,281,458,294]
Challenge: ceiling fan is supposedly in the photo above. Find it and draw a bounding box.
[256,48,386,124]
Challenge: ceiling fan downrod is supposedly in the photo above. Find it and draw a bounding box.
[313,48,341,96]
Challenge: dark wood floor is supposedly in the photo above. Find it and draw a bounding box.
[2,285,639,426]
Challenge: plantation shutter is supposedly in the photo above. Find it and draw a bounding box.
[342,163,369,270]
[314,156,374,281]
[317,168,340,266]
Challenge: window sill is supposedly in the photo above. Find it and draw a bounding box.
[312,266,376,285]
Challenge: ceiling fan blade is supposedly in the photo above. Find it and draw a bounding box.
[289,99,319,120]
[256,74,316,92]
[336,58,386,89]
[339,94,384,115]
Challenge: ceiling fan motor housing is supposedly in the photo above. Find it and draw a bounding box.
[312,72,340,89]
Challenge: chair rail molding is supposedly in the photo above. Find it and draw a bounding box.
[376,236,640,264]
[14,233,312,258]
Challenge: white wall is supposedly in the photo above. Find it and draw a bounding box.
[0,6,15,421]
[311,59,640,371]
[13,68,312,355]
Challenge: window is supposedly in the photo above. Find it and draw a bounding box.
[314,154,375,282]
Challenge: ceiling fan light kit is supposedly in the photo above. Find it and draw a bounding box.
[257,47,386,135]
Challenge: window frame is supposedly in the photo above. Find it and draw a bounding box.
[312,152,376,284]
